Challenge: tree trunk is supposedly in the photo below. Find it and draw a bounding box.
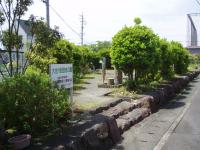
[128,71,133,80]
[135,70,138,83]
[114,67,122,85]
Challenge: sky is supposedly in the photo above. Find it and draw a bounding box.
[23,0,200,46]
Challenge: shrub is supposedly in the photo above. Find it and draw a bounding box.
[188,54,200,70]
[0,66,70,133]
[171,41,189,74]
[159,39,174,79]
[124,80,137,91]
[111,24,160,82]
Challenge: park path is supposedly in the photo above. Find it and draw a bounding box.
[73,70,118,110]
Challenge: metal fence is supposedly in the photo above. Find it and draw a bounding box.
[0,49,25,78]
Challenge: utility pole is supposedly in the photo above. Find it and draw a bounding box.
[80,12,86,45]
[42,0,50,27]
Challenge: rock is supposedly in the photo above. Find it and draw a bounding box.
[101,101,135,118]
[54,145,65,150]
[0,128,8,144]
[94,123,109,140]
[116,108,150,133]
[138,96,156,112]
[172,79,182,93]
[82,128,103,149]
[106,117,121,143]
[65,139,85,150]
[154,88,166,105]
[116,118,131,134]
[80,115,120,150]
[109,99,124,107]
[89,99,124,115]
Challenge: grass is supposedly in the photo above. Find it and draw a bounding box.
[6,128,17,135]
[74,101,103,112]
[188,64,199,72]
[110,86,138,98]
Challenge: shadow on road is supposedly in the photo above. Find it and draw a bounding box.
[164,101,185,109]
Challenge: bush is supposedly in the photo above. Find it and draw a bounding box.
[110,20,160,81]
[124,80,137,91]
[159,39,174,79]
[171,41,189,74]
[0,66,70,133]
[188,54,200,70]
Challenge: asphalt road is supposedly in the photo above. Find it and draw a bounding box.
[161,77,200,150]
[112,76,200,150]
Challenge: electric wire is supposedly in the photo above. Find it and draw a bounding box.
[49,5,80,37]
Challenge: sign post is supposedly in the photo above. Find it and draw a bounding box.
[49,64,73,114]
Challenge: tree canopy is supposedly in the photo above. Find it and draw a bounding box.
[111,22,160,81]
[0,0,33,76]
[111,17,189,85]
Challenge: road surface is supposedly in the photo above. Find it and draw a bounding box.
[112,76,200,150]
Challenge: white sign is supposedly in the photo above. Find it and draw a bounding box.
[49,64,73,89]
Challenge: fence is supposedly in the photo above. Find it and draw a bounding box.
[0,49,25,78]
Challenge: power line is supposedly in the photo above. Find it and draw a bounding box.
[195,0,200,6]
[49,5,80,37]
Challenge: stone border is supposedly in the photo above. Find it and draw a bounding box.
[92,70,200,115]
[31,70,200,150]
[144,70,200,112]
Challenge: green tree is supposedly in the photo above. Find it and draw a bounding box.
[32,19,62,52]
[111,21,160,83]
[134,17,142,25]
[0,66,70,133]
[89,41,111,51]
[159,39,174,78]
[51,40,73,64]
[88,41,112,69]
[171,41,189,74]
[0,0,33,77]
[26,19,63,72]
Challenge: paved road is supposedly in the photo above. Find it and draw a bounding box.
[161,78,200,150]
[112,76,200,150]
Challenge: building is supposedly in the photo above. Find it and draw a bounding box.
[0,19,34,76]
[17,19,35,51]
